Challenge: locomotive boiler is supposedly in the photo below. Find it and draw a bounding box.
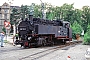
[15,15,72,48]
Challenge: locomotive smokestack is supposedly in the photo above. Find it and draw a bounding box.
[29,15,33,20]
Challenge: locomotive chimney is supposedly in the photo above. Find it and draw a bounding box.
[29,15,33,20]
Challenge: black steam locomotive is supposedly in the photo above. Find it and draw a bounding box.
[15,15,72,48]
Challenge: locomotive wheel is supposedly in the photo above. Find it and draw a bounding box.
[21,43,24,47]
[28,43,32,48]
[42,40,47,46]
[23,42,29,48]
[51,41,54,46]
[34,42,38,48]
[62,39,66,44]
[23,45,27,48]
[63,41,66,44]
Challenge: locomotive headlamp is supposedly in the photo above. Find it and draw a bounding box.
[28,37,31,40]
[58,31,60,33]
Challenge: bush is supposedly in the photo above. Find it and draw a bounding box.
[71,21,83,39]
[2,27,6,33]
[84,33,90,45]
[83,25,90,45]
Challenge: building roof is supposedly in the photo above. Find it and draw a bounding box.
[2,2,9,6]
[0,2,20,9]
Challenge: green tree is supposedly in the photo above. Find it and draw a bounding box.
[2,27,6,34]
[71,21,83,39]
[45,3,54,20]
[84,25,90,44]
[33,4,42,18]
[20,5,29,19]
[10,8,20,25]
[72,9,83,25]
[82,6,90,33]
[60,3,74,22]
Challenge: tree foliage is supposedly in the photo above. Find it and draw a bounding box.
[10,8,20,25]
[20,5,29,19]
[84,25,90,44]
[82,6,90,33]
[71,21,83,39]
[33,4,42,18]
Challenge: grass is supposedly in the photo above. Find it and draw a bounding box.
[4,40,9,43]
[0,40,9,43]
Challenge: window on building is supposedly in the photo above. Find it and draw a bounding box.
[4,9,8,13]
[5,5,7,8]
[0,8,1,11]
[0,14,1,18]
[4,14,7,19]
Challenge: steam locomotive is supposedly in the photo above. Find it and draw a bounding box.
[15,15,72,48]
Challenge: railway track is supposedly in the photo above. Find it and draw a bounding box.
[19,40,82,60]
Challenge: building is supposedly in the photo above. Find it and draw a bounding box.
[0,2,10,32]
[0,2,20,32]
